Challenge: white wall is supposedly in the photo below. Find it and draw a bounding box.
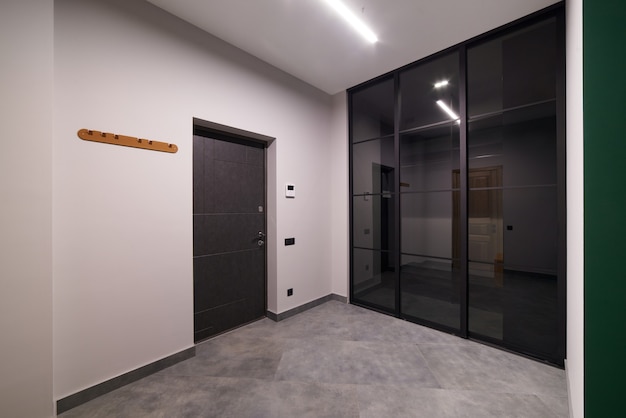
[54,0,333,400]
[0,1,54,416]
[565,0,584,416]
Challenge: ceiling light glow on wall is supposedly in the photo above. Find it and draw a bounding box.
[322,0,378,44]
[436,100,460,124]
[434,80,449,88]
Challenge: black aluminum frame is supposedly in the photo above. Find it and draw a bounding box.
[348,3,566,367]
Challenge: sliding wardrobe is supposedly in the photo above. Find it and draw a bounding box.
[349,5,565,366]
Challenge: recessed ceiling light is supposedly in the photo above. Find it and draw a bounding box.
[436,100,460,123]
[322,0,378,44]
[434,80,449,88]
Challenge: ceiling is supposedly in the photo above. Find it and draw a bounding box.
[147,0,559,95]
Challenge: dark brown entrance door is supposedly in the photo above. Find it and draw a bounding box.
[193,135,266,342]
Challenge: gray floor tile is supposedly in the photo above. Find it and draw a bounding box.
[59,301,569,417]
[445,390,563,417]
[275,339,441,386]
[351,315,468,345]
[419,342,567,397]
[358,386,454,418]
[358,385,566,418]
[160,333,293,380]
[538,395,570,417]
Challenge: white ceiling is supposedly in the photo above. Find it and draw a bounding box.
[147,0,560,95]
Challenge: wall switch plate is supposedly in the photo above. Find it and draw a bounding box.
[287,288,293,296]
[285,238,295,246]
[285,183,295,198]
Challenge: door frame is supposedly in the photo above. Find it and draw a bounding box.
[192,117,275,337]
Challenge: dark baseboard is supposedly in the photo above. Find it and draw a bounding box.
[330,293,348,303]
[267,293,348,322]
[56,346,195,415]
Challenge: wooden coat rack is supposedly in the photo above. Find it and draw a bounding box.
[77,129,178,153]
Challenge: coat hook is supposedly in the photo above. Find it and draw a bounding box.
[78,129,177,153]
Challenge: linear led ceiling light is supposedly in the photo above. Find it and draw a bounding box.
[436,100,461,124]
[434,80,449,89]
[322,0,378,44]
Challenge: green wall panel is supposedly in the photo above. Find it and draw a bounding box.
[584,0,626,416]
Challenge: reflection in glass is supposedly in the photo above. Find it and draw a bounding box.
[401,192,454,259]
[400,125,460,192]
[399,117,460,331]
[400,52,460,130]
[468,187,557,268]
[468,18,557,117]
[351,77,395,142]
[468,185,558,356]
[400,190,460,331]
[352,248,396,312]
[466,14,559,361]
[502,187,558,273]
[468,187,502,266]
[353,195,395,252]
[352,137,395,195]
[469,109,557,188]
[468,263,558,358]
[401,255,460,331]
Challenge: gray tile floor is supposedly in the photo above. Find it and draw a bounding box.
[59,301,569,417]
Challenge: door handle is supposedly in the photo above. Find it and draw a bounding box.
[258,231,266,238]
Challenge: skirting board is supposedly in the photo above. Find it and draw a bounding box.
[267,293,348,322]
[56,346,195,414]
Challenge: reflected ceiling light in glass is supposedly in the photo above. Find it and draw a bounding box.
[436,100,460,124]
[434,80,449,88]
[322,0,378,44]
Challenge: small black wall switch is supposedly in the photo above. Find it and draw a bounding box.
[507,225,513,231]
[287,288,293,296]
[285,238,295,246]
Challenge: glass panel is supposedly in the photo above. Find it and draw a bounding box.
[352,248,396,311]
[468,188,503,264]
[348,8,562,365]
[400,109,460,331]
[468,187,557,271]
[468,17,557,117]
[401,191,456,259]
[469,185,558,357]
[400,52,460,130]
[469,105,557,188]
[351,77,395,142]
[400,124,460,192]
[353,195,395,252]
[401,255,460,331]
[352,137,395,195]
[502,187,558,273]
[468,261,504,340]
[468,262,559,358]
